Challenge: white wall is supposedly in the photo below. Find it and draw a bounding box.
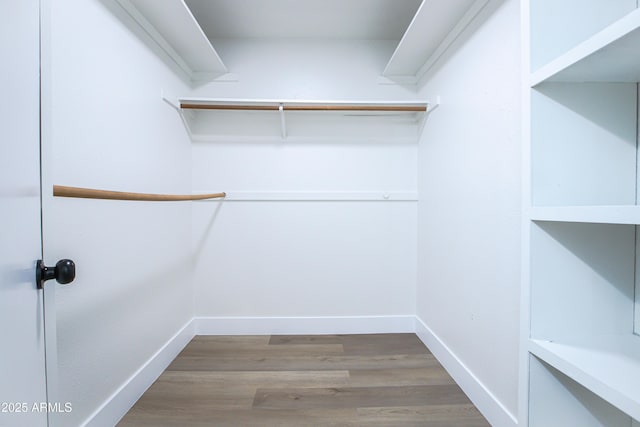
[190,40,418,326]
[41,0,193,425]
[416,0,521,424]
[196,39,417,100]
[193,201,416,319]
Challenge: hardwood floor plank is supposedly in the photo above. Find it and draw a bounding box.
[121,370,353,415]
[167,353,436,372]
[348,366,456,387]
[179,341,345,357]
[119,408,360,427]
[129,385,255,412]
[252,384,472,410]
[269,333,431,356]
[339,333,431,356]
[127,379,256,412]
[357,404,491,426]
[155,370,351,388]
[268,335,344,345]
[188,335,271,345]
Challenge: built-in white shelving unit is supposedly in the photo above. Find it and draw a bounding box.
[523,1,640,425]
[173,98,432,142]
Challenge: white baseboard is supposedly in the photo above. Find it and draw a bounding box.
[82,319,196,427]
[415,316,518,427]
[195,315,416,335]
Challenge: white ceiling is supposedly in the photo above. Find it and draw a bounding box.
[185,0,423,41]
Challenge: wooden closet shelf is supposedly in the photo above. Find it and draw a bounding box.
[180,103,427,112]
[53,185,226,202]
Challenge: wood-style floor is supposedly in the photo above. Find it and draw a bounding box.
[118,334,490,426]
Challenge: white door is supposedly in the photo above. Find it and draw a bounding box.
[0,0,49,426]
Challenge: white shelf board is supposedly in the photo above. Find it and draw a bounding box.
[178,98,429,108]
[115,0,227,80]
[532,8,640,85]
[383,0,487,79]
[187,134,421,144]
[531,206,640,225]
[529,336,640,421]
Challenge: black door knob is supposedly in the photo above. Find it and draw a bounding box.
[36,259,76,289]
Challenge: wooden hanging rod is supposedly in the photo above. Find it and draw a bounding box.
[180,103,427,112]
[53,185,226,202]
[181,104,280,111]
[284,105,426,112]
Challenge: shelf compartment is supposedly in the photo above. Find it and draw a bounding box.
[529,337,640,422]
[531,206,640,225]
[529,220,640,416]
[529,355,637,426]
[532,7,640,85]
[530,222,636,342]
[531,82,638,207]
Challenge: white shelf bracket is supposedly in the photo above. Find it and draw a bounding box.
[427,96,441,114]
[161,89,194,139]
[160,89,180,111]
[279,103,287,139]
[418,96,441,140]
